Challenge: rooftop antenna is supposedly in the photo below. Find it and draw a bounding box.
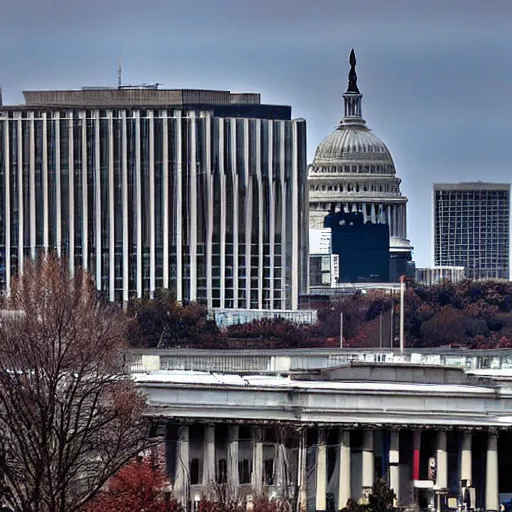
[118,42,123,88]
[118,59,122,88]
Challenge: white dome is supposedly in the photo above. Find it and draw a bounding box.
[312,125,396,173]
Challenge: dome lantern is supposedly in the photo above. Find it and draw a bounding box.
[342,49,364,121]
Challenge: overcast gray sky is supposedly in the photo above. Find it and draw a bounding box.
[1,0,511,266]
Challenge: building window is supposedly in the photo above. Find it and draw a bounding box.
[239,459,252,484]
[263,459,274,485]
[190,458,200,485]
[217,459,227,484]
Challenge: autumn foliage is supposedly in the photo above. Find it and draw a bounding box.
[126,279,512,350]
[87,457,182,512]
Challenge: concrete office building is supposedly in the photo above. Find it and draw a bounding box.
[433,183,510,280]
[0,86,308,309]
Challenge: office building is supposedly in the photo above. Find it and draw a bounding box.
[325,211,390,283]
[308,50,413,282]
[415,266,465,286]
[0,86,308,309]
[433,183,510,280]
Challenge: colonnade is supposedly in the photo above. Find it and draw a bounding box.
[168,424,501,512]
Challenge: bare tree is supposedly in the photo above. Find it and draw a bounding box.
[0,255,153,512]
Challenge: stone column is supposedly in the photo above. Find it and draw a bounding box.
[203,425,216,488]
[251,427,263,496]
[403,205,407,238]
[298,429,307,512]
[275,442,287,495]
[436,431,447,490]
[460,432,472,487]
[486,433,499,512]
[371,203,377,224]
[228,425,239,497]
[338,430,351,510]
[362,430,374,493]
[174,425,190,504]
[389,430,400,502]
[412,430,421,481]
[315,428,327,512]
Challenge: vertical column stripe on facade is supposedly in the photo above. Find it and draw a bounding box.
[230,119,239,309]
[268,121,275,308]
[243,119,251,309]
[0,107,307,309]
[205,115,213,308]
[162,110,169,290]
[80,110,88,270]
[29,112,36,259]
[175,113,183,302]
[121,110,129,301]
[4,120,11,293]
[255,120,264,309]
[16,114,23,275]
[54,112,62,256]
[134,110,142,298]
[219,118,226,309]
[149,110,156,297]
[279,121,286,310]
[94,110,101,291]
[291,122,299,310]
[42,113,49,251]
[189,114,197,302]
[108,111,115,301]
[68,111,75,275]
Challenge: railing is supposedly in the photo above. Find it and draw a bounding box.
[125,348,512,374]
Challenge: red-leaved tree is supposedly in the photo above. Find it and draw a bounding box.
[87,457,182,512]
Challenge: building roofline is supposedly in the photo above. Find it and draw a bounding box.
[433,182,510,191]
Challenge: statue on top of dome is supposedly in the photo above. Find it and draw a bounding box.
[347,49,360,94]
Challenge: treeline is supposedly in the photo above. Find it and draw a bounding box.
[126,280,512,350]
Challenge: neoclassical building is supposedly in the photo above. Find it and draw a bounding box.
[133,348,512,512]
[308,51,413,279]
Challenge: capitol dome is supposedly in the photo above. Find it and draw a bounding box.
[308,49,413,266]
[312,125,396,172]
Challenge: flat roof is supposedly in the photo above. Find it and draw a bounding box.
[433,182,510,191]
[132,370,496,395]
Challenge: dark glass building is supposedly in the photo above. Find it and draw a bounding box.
[324,211,390,283]
[0,87,309,308]
[433,182,510,280]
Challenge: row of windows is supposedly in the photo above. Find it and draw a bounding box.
[310,164,395,175]
[310,182,399,194]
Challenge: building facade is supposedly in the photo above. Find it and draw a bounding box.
[0,87,308,308]
[433,183,510,280]
[308,50,413,282]
[415,266,465,286]
[133,349,512,512]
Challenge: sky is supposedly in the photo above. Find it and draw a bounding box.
[1,0,511,267]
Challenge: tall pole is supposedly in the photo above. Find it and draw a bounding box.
[399,275,405,355]
[379,311,383,349]
[390,304,394,349]
[340,312,344,349]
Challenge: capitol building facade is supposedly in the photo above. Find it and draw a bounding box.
[308,51,413,279]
